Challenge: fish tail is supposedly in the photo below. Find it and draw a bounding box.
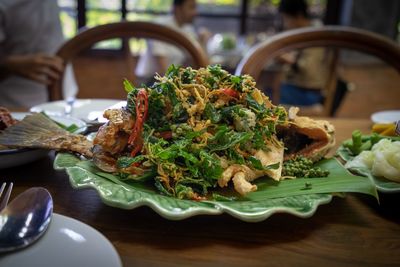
[0,113,93,158]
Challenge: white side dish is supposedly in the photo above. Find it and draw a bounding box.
[371,110,400,124]
[30,99,126,122]
[0,213,122,267]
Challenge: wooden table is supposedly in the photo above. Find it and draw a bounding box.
[2,118,400,267]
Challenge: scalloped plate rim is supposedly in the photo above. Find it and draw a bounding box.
[347,166,400,194]
[54,154,334,222]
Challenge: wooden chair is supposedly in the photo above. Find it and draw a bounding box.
[235,26,400,117]
[49,21,209,101]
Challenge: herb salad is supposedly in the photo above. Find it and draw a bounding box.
[92,65,335,200]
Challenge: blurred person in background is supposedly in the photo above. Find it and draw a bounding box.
[136,0,209,82]
[277,0,330,107]
[0,0,76,108]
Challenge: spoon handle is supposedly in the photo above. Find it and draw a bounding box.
[0,187,53,253]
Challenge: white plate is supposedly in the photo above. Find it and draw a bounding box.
[30,99,126,122]
[0,213,122,267]
[0,148,49,169]
[371,110,400,124]
[11,112,87,134]
[0,113,87,169]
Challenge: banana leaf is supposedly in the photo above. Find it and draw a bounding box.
[54,153,378,222]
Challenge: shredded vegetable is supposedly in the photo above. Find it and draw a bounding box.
[118,65,289,199]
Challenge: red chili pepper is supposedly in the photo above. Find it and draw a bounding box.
[132,162,141,167]
[220,88,239,98]
[130,139,143,157]
[128,89,148,157]
[158,131,173,140]
[128,120,143,145]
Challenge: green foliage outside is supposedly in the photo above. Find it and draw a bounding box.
[59,12,76,39]
[58,0,325,50]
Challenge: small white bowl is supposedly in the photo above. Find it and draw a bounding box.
[371,110,400,124]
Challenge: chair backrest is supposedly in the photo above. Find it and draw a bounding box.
[235,26,400,116]
[49,21,209,101]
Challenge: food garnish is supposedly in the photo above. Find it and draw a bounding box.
[372,123,398,136]
[342,130,380,156]
[345,138,400,182]
[282,156,329,178]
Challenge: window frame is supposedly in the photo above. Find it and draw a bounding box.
[66,0,332,52]
[74,0,274,35]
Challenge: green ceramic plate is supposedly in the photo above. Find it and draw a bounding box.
[337,136,400,193]
[54,153,377,222]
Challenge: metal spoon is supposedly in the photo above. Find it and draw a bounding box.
[0,187,53,253]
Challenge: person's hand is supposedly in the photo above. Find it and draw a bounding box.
[4,54,64,85]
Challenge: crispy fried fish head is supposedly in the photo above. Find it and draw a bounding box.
[279,107,335,162]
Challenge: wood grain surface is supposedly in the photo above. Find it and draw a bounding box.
[2,118,399,267]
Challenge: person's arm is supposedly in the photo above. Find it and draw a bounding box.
[0,54,64,84]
